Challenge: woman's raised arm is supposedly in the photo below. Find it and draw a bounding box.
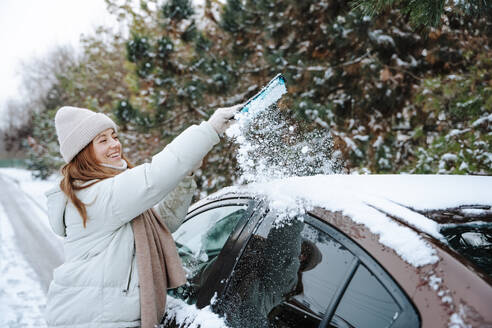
[110,121,218,224]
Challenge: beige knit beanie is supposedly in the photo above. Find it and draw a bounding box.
[55,106,118,163]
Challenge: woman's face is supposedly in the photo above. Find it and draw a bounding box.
[91,128,123,166]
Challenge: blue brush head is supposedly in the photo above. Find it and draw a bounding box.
[241,74,287,113]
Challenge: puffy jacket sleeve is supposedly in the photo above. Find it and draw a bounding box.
[110,121,219,224]
[153,175,196,233]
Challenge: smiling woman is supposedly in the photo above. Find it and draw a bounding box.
[44,104,241,328]
[92,128,123,166]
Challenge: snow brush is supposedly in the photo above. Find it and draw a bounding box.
[239,73,287,114]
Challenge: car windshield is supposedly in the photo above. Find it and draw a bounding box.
[440,222,492,278]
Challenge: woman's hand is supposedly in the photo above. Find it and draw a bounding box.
[208,104,243,136]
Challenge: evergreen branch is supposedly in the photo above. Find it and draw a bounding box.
[350,0,490,28]
[286,51,372,72]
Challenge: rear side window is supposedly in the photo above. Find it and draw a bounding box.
[289,229,356,318]
[218,212,419,328]
[333,264,400,327]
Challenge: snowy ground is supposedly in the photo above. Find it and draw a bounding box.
[0,201,47,327]
[0,168,226,328]
[0,168,59,328]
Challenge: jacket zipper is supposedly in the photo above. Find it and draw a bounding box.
[123,243,135,295]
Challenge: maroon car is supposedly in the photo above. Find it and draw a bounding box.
[163,175,492,328]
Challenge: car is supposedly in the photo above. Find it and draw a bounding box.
[161,175,492,328]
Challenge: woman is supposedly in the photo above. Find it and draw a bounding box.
[44,105,239,328]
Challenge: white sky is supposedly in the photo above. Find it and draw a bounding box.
[0,0,119,126]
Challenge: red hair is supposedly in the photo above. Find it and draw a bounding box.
[59,142,134,227]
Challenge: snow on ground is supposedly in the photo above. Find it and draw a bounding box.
[0,201,47,328]
[0,168,59,327]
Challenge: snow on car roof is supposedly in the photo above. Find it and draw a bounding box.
[205,174,492,268]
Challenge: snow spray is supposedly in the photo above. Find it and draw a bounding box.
[226,75,342,185]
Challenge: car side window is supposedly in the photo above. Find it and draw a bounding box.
[288,224,356,319]
[169,205,248,304]
[332,264,400,328]
[218,212,419,328]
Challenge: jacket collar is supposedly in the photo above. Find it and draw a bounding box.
[100,160,127,171]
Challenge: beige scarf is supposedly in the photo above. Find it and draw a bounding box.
[102,161,186,327]
[131,208,187,328]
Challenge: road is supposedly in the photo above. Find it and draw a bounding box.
[0,173,64,292]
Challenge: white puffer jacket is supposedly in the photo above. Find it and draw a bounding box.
[44,122,219,328]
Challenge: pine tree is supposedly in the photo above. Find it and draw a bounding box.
[352,0,492,27]
[162,0,194,21]
[18,0,492,186]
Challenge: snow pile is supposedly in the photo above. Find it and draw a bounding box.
[0,203,47,328]
[159,296,228,328]
[332,174,492,211]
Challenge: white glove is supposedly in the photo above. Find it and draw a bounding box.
[208,104,243,136]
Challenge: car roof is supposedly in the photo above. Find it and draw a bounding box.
[191,174,491,269]
[196,174,491,224]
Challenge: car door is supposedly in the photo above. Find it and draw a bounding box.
[214,209,420,328]
[166,197,263,308]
